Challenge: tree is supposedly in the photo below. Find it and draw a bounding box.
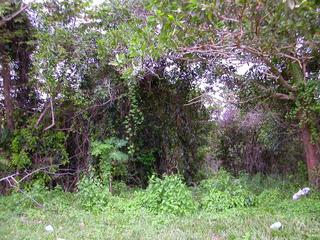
[0,2,28,27]
[0,43,14,130]
[0,1,34,130]
[2,0,318,190]
[142,0,320,186]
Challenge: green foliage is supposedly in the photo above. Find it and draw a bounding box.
[0,154,9,171]
[124,81,144,156]
[0,128,11,148]
[76,138,128,211]
[25,179,48,206]
[11,150,31,169]
[77,175,111,212]
[8,179,50,210]
[10,127,68,169]
[256,188,285,208]
[291,80,320,142]
[257,117,280,152]
[91,137,128,185]
[32,0,94,99]
[111,181,129,196]
[1,0,319,198]
[199,170,255,212]
[106,190,145,215]
[11,128,37,153]
[1,172,320,240]
[141,0,320,184]
[296,160,309,182]
[136,151,156,170]
[142,175,196,215]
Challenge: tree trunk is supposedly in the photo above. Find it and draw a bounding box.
[301,126,320,186]
[1,47,14,130]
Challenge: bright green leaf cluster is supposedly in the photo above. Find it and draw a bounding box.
[142,174,196,215]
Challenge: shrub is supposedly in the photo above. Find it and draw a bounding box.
[112,181,129,196]
[77,175,111,212]
[10,127,68,169]
[76,137,128,211]
[200,170,256,212]
[11,150,32,169]
[142,175,196,215]
[201,186,255,212]
[91,137,128,192]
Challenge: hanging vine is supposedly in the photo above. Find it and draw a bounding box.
[124,80,144,156]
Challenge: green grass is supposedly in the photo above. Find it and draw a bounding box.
[1,188,320,240]
[0,193,320,240]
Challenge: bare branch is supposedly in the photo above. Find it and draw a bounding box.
[179,40,298,95]
[71,94,125,120]
[34,102,51,128]
[184,99,203,106]
[0,173,19,182]
[219,15,239,23]
[18,165,59,183]
[273,93,295,101]
[18,188,43,208]
[44,98,55,131]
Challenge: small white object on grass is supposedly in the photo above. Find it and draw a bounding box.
[292,187,311,200]
[57,238,66,240]
[45,225,54,233]
[270,222,282,230]
[302,187,311,195]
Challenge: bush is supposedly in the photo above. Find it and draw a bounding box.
[77,175,111,212]
[200,170,256,212]
[91,137,128,191]
[10,127,68,169]
[112,181,129,196]
[256,189,284,207]
[142,175,196,215]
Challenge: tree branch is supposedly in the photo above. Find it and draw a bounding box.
[44,98,55,131]
[0,3,29,27]
[272,93,295,101]
[240,45,297,93]
[252,82,295,101]
[35,102,51,128]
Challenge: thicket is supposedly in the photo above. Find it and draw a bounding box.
[5,170,318,217]
[1,0,320,195]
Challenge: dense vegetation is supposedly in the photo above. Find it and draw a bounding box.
[1,172,320,239]
[0,0,319,239]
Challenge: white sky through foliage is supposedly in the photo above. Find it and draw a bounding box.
[16,0,253,113]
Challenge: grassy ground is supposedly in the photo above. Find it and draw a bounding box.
[1,174,320,240]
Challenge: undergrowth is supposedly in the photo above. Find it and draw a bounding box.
[1,171,319,239]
